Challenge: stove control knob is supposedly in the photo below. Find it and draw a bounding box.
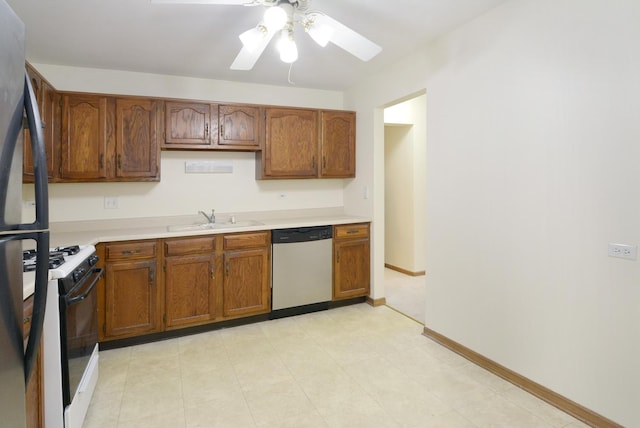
[88,254,99,266]
[73,267,86,282]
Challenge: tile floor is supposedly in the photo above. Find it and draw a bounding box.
[84,304,589,428]
[383,268,427,323]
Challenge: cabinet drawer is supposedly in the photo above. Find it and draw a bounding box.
[106,241,157,261]
[164,236,216,256]
[334,223,370,240]
[223,232,270,250]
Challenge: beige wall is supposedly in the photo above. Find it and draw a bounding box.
[384,95,427,273]
[23,64,349,222]
[345,0,639,426]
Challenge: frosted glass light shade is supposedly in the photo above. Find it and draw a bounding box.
[277,30,298,63]
[264,6,287,31]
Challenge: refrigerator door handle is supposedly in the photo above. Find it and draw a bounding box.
[23,231,49,383]
[20,72,48,231]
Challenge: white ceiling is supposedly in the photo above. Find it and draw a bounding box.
[8,0,509,91]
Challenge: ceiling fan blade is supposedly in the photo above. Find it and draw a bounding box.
[150,0,256,5]
[230,28,276,70]
[312,14,382,62]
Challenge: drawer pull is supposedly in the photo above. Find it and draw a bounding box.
[23,316,32,324]
[121,249,142,256]
[346,229,359,234]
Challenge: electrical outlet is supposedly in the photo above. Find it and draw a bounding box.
[608,243,637,260]
[104,196,119,209]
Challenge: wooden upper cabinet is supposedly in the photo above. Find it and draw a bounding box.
[259,108,319,178]
[60,94,109,180]
[216,105,262,150]
[321,111,355,178]
[24,78,60,182]
[163,101,214,149]
[115,98,160,180]
[162,102,263,151]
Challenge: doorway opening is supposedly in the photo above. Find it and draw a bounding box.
[383,93,427,323]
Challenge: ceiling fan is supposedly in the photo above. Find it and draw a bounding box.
[151,0,382,70]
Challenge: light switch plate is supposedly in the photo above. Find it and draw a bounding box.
[608,243,637,260]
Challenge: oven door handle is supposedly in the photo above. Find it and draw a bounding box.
[66,268,103,306]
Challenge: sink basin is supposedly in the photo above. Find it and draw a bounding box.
[167,220,263,232]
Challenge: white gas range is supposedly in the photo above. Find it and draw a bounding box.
[24,244,102,428]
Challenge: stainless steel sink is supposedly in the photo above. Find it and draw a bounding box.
[167,220,263,232]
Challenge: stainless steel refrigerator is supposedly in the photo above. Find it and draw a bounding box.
[0,0,50,426]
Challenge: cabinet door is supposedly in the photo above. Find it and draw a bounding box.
[163,102,214,148]
[222,248,270,318]
[333,238,370,300]
[321,111,355,178]
[24,80,60,181]
[262,108,318,178]
[60,94,108,179]
[104,259,160,338]
[217,105,262,150]
[165,254,216,328]
[115,98,160,180]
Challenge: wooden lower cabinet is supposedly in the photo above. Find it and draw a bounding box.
[24,296,43,428]
[222,232,271,318]
[333,223,371,300]
[98,241,162,341]
[98,231,271,341]
[164,236,217,328]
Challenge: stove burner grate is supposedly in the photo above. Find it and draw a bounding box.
[22,245,81,272]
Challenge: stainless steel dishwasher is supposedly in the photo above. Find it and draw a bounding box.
[271,225,333,317]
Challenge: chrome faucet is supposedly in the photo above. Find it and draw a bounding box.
[198,209,215,224]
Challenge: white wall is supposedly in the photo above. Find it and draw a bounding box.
[346,0,639,426]
[384,94,427,273]
[23,65,348,222]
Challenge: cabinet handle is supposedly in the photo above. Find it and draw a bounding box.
[205,123,209,138]
[149,266,155,285]
[323,156,326,169]
[220,122,224,138]
[23,316,32,324]
[336,250,340,263]
[117,154,122,170]
[99,154,104,169]
[347,229,359,234]
[121,249,142,256]
[225,261,229,277]
[312,157,316,169]
[210,262,214,279]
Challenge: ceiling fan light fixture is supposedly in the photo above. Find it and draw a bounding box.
[264,5,288,31]
[277,29,298,63]
[239,25,267,52]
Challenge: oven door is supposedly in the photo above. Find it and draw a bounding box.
[59,267,103,406]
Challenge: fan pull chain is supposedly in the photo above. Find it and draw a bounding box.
[287,62,296,86]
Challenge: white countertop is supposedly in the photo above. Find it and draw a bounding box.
[48,207,370,248]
